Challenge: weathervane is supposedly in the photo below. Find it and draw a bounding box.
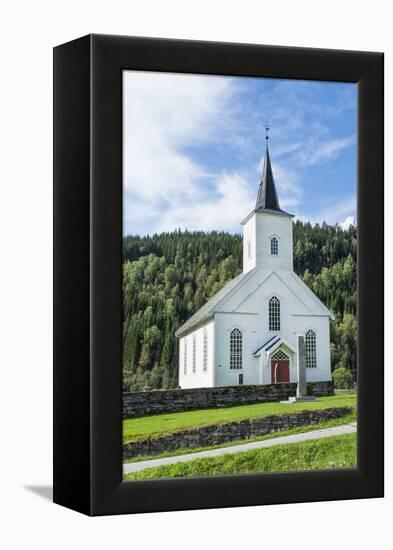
[264,122,271,149]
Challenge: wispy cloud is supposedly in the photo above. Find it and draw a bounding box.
[123,72,236,203]
[156,172,255,233]
[296,194,356,227]
[269,161,303,211]
[300,135,356,166]
[123,72,356,235]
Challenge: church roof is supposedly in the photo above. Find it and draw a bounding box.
[176,264,334,338]
[256,148,281,211]
[233,269,334,320]
[175,269,255,337]
[253,335,281,356]
[253,335,297,357]
[242,146,292,223]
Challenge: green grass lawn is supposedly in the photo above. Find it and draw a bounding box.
[123,394,357,444]
[124,432,357,480]
[123,408,356,463]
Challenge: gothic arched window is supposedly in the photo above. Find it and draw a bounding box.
[269,296,280,331]
[183,338,187,375]
[270,236,278,255]
[305,329,317,368]
[230,328,242,370]
[192,333,197,373]
[203,328,208,372]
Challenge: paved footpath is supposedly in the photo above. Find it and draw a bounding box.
[123,422,357,474]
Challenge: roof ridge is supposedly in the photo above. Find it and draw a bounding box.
[289,272,335,319]
[175,269,254,337]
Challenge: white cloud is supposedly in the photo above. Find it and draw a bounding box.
[123,71,250,234]
[123,72,356,235]
[273,131,355,168]
[296,195,356,227]
[156,172,254,233]
[123,71,235,203]
[259,80,356,170]
[271,162,302,209]
[303,136,356,166]
[340,215,356,229]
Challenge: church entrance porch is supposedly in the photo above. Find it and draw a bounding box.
[271,349,290,383]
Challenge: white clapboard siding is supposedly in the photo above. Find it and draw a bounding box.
[177,171,333,389]
[178,320,215,389]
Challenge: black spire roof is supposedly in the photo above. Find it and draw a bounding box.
[241,140,294,225]
[255,147,281,212]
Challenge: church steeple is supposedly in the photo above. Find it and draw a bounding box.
[241,130,294,274]
[255,147,281,212]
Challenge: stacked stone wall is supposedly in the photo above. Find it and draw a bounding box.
[123,405,349,459]
[123,381,334,419]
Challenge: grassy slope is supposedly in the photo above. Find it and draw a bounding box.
[123,394,356,444]
[124,408,356,463]
[124,432,357,480]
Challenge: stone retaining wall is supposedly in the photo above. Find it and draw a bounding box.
[123,405,350,459]
[122,381,333,419]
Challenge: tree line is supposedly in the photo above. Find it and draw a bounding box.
[122,221,357,391]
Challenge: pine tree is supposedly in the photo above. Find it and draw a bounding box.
[122,222,357,391]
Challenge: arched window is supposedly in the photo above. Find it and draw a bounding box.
[305,329,317,368]
[270,236,278,255]
[271,349,289,361]
[203,328,208,372]
[230,328,242,370]
[269,296,280,331]
[183,338,187,375]
[192,333,197,373]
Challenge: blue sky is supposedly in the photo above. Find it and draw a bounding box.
[123,71,356,236]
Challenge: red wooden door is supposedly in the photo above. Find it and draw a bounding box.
[271,359,290,383]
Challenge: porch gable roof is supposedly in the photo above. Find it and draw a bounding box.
[253,335,296,357]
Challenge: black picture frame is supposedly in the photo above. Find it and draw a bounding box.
[53,34,384,516]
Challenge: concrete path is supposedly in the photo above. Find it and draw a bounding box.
[123,422,357,474]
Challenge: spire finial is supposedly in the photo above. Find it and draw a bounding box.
[264,122,271,149]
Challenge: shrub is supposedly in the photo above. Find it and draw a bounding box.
[332,367,354,389]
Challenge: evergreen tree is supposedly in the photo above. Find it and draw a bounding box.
[122,222,358,391]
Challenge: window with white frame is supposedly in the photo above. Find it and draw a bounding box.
[305,329,317,368]
[247,239,251,259]
[230,328,243,370]
[192,333,196,373]
[270,236,278,255]
[269,296,280,331]
[183,338,187,375]
[203,328,208,372]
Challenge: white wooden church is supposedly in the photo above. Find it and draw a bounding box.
[176,142,334,388]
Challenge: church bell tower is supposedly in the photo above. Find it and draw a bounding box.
[242,132,294,274]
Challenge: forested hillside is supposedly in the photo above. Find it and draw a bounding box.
[122,221,357,391]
